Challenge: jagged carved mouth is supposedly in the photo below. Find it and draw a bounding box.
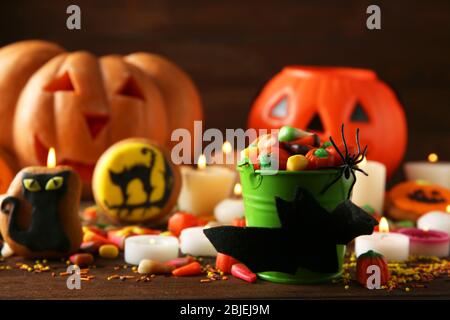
[34,135,95,182]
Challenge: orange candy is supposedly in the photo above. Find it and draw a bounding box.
[168,212,201,237]
[216,253,238,274]
[172,261,203,277]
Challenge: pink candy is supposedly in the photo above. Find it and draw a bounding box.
[231,263,257,283]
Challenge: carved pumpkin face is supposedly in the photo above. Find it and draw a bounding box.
[0,41,203,197]
[14,52,167,185]
[248,67,407,177]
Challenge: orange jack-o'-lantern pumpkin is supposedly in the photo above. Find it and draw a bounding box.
[0,150,17,194]
[248,67,407,177]
[0,41,202,197]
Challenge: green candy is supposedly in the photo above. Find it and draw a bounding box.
[395,220,415,229]
[313,148,328,158]
[322,141,333,148]
[258,153,272,168]
[361,205,376,215]
[278,126,299,142]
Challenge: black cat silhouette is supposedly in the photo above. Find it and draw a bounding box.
[109,147,156,206]
[104,147,174,216]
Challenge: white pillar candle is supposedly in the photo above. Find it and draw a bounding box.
[214,183,244,224]
[354,218,409,261]
[352,159,386,213]
[180,226,217,257]
[417,210,450,236]
[404,154,450,189]
[124,235,179,265]
[355,233,410,261]
[178,155,236,216]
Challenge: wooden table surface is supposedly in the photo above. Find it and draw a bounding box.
[1,255,449,300]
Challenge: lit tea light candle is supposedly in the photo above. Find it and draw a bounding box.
[124,235,179,265]
[352,157,386,213]
[404,153,450,189]
[214,183,245,224]
[179,226,217,256]
[397,228,449,258]
[417,208,450,236]
[355,217,410,261]
[178,154,235,216]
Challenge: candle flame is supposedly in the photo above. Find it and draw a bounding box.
[446,204,450,213]
[234,183,242,196]
[47,148,56,168]
[422,227,429,232]
[428,153,438,163]
[379,217,389,233]
[197,154,206,170]
[222,141,232,154]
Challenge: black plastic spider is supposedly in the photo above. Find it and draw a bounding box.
[321,124,368,199]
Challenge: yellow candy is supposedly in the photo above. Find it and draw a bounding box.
[240,146,258,160]
[99,244,119,259]
[286,155,308,171]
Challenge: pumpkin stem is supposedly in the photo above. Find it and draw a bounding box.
[359,250,384,259]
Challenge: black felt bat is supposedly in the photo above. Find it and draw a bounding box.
[204,187,378,274]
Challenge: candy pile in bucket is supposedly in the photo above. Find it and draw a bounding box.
[241,126,356,171]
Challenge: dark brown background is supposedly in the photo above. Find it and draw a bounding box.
[1,0,449,183]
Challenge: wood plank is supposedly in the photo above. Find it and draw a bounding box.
[1,255,449,300]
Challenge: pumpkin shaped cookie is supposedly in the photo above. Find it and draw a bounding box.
[386,181,450,221]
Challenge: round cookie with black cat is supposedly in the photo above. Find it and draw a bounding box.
[93,138,180,225]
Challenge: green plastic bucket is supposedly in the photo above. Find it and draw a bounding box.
[238,162,354,284]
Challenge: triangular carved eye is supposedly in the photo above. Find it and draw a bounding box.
[307,113,324,132]
[117,77,145,101]
[270,96,288,118]
[44,72,75,92]
[350,102,370,122]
